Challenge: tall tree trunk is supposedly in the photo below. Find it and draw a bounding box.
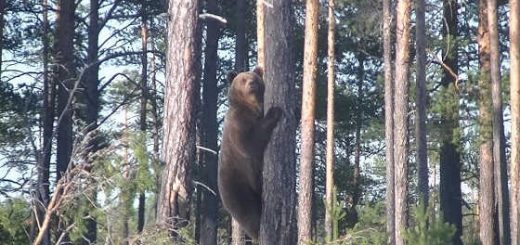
[82,0,100,242]
[33,0,52,243]
[439,1,463,244]
[415,0,428,205]
[156,0,198,235]
[260,0,297,244]
[55,0,75,182]
[324,0,336,241]
[393,0,411,243]
[256,0,265,67]
[297,0,318,243]
[54,0,76,241]
[383,0,395,243]
[478,1,495,244]
[509,0,520,243]
[487,0,510,243]
[509,0,520,241]
[137,1,149,234]
[200,0,219,243]
[235,0,247,71]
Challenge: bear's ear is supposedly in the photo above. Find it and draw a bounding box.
[227,71,238,83]
[253,66,264,78]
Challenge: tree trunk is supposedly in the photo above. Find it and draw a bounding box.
[260,0,297,244]
[439,1,463,244]
[231,219,245,245]
[478,2,495,244]
[156,0,198,235]
[297,0,319,243]
[486,0,510,243]
[383,0,395,243]
[324,0,336,241]
[33,0,52,243]
[235,0,247,71]
[54,0,76,241]
[82,0,100,242]
[393,0,411,243]
[415,0,428,205]
[509,0,520,243]
[200,0,219,243]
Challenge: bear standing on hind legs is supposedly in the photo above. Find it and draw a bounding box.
[218,67,282,240]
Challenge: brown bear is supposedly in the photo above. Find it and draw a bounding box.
[218,67,282,240]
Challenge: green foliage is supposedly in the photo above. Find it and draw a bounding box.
[0,198,30,245]
[403,202,456,245]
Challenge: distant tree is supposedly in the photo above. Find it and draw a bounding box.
[393,0,411,243]
[415,0,428,204]
[260,0,297,243]
[487,0,510,242]
[324,0,336,241]
[156,0,198,236]
[510,0,520,244]
[200,0,220,243]
[438,0,463,244]
[383,0,395,243]
[32,0,52,244]
[478,1,495,244]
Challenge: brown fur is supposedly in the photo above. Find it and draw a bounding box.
[218,67,282,240]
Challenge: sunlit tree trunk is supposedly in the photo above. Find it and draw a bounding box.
[478,1,495,244]
[260,0,297,244]
[297,0,319,243]
[393,0,411,243]
[383,0,395,243]
[324,0,336,241]
[487,0,510,243]
[157,0,198,235]
[415,0,428,205]
[256,0,265,68]
[510,0,520,244]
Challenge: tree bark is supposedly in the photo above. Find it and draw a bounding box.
[478,2,495,244]
[393,0,411,243]
[324,0,335,241]
[439,1,463,244]
[200,0,219,243]
[297,0,319,243]
[509,0,520,244]
[256,0,265,68]
[415,0,428,205]
[260,0,297,244]
[156,0,198,235]
[486,0,510,243]
[383,0,395,243]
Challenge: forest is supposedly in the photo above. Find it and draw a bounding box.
[0,0,519,244]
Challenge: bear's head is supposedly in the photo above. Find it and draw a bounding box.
[227,67,265,115]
